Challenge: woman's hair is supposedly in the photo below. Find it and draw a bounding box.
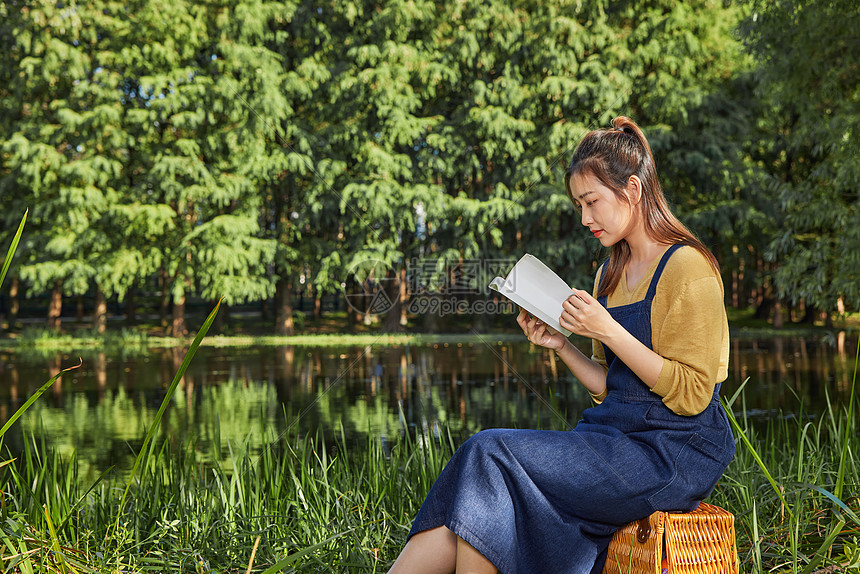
[565,116,720,297]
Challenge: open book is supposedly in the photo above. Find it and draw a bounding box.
[488,254,574,337]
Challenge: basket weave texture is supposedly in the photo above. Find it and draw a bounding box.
[602,502,739,574]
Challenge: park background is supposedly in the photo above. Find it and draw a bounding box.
[0,0,858,572]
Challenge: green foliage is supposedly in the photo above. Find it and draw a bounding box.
[0,0,856,330]
[743,0,860,313]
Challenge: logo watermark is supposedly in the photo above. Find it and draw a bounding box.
[407,295,516,317]
[342,259,401,316]
[342,257,518,316]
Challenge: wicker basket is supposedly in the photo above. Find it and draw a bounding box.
[602,502,739,574]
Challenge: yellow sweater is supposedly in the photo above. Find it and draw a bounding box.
[590,245,729,416]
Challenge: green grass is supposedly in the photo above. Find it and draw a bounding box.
[1,329,527,351]
[2,327,151,364]
[712,333,860,573]
[1,389,858,572]
[713,400,860,572]
[0,423,454,572]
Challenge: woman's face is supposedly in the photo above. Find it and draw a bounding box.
[569,172,637,247]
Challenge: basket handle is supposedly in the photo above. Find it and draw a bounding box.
[635,517,651,543]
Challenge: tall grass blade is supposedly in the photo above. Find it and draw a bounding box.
[1,532,36,574]
[835,332,859,500]
[115,299,222,522]
[43,504,69,574]
[0,359,82,440]
[800,518,845,574]
[56,465,115,531]
[0,209,26,290]
[803,484,860,527]
[752,498,761,572]
[724,376,750,410]
[723,396,793,518]
[260,531,350,574]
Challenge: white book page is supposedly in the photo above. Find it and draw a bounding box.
[488,254,573,336]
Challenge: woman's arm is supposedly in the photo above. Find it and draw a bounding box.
[516,310,607,397]
[554,337,608,397]
[649,275,727,414]
[560,289,664,389]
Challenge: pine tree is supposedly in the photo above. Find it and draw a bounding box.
[263,0,343,335]
[304,0,446,332]
[115,0,280,335]
[744,0,860,316]
[0,1,124,330]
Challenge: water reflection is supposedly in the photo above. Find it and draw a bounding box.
[0,333,856,480]
[729,334,856,413]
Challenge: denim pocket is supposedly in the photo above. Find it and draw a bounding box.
[644,402,734,454]
[647,432,731,512]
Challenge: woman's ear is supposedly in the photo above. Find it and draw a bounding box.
[626,175,643,205]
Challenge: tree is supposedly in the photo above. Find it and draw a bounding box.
[0,1,123,330]
[116,0,279,335]
[320,0,449,332]
[743,0,860,317]
[263,0,345,335]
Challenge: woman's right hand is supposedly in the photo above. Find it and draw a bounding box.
[516,309,568,352]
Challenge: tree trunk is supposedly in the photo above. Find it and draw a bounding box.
[383,267,403,332]
[172,291,187,337]
[125,287,137,326]
[799,302,818,324]
[76,295,85,323]
[261,298,271,322]
[93,286,107,334]
[347,301,358,331]
[730,244,740,308]
[8,277,18,331]
[772,300,784,329]
[754,277,776,320]
[275,277,294,335]
[399,266,408,327]
[159,268,170,329]
[47,281,62,330]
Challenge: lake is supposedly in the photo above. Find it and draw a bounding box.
[0,332,856,481]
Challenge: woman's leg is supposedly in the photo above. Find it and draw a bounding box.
[456,536,498,574]
[388,526,457,574]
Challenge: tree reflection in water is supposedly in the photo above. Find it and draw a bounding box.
[0,333,856,482]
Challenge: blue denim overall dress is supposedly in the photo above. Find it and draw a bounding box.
[408,245,735,573]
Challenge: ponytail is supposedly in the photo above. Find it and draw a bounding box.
[566,116,720,297]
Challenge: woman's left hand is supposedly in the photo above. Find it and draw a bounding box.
[559,289,617,341]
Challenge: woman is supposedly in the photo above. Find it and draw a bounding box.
[388,117,735,574]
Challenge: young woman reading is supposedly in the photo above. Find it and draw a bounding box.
[388,116,735,574]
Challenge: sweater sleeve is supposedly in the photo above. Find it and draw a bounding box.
[650,273,728,416]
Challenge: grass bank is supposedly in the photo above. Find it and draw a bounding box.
[0,324,534,352]
[1,392,858,573]
[2,318,857,352]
